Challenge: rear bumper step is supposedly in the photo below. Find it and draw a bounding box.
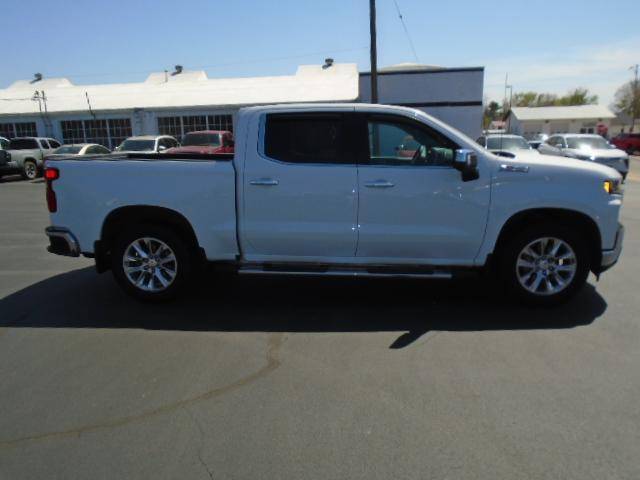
[45,227,80,257]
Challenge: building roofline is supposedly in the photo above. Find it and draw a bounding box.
[360,66,485,76]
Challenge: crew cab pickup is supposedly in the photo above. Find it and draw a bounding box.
[2,137,60,180]
[44,104,624,305]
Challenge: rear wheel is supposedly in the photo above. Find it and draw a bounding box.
[22,160,37,180]
[499,224,590,305]
[111,225,193,301]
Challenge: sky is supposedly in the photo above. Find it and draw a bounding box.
[1,0,638,107]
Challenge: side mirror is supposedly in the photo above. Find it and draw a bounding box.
[453,149,479,182]
[157,145,167,152]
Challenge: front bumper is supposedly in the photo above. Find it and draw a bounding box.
[45,227,80,257]
[599,224,624,273]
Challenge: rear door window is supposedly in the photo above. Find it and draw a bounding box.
[39,139,50,149]
[264,113,349,164]
[9,138,39,150]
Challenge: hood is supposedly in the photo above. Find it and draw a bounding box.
[165,145,223,154]
[492,151,622,179]
[116,149,156,154]
[566,148,627,159]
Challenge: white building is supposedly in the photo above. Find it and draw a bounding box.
[0,62,484,148]
[507,105,616,139]
[359,63,484,137]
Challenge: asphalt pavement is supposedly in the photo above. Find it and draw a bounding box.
[0,167,639,480]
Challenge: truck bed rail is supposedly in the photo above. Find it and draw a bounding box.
[46,152,234,163]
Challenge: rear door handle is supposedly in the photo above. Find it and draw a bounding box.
[249,178,279,186]
[364,180,395,188]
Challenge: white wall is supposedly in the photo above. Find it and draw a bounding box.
[511,118,613,138]
[358,68,484,138]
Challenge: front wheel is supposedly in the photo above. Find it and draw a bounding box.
[499,224,590,305]
[111,225,193,301]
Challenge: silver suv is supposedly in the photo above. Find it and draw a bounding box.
[538,134,629,179]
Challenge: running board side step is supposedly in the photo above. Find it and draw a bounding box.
[238,267,452,279]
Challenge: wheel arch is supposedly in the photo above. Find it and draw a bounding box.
[96,205,204,272]
[492,208,602,273]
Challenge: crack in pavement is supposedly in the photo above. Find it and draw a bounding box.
[186,408,215,480]
[0,332,286,449]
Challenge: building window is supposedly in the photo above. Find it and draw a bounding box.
[0,123,16,139]
[182,115,207,134]
[14,122,38,137]
[60,118,131,149]
[157,114,234,140]
[208,114,233,132]
[61,120,86,145]
[108,119,132,149]
[158,117,182,138]
[0,122,37,138]
[84,119,109,146]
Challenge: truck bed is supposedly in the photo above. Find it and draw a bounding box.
[46,153,239,260]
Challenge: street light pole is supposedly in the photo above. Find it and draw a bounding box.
[369,0,378,104]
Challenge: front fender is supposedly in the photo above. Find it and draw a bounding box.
[476,163,620,264]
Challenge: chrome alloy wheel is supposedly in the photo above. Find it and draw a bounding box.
[515,237,577,296]
[24,162,37,179]
[122,237,177,292]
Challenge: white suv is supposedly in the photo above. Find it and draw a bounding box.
[538,134,629,180]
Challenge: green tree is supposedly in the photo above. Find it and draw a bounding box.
[483,100,501,128]
[555,88,598,106]
[505,88,597,111]
[613,80,640,132]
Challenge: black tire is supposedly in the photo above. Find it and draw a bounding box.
[21,160,38,180]
[111,224,193,302]
[499,223,591,306]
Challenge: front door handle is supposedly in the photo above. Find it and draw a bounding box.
[364,180,395,188]
[249,178,279,186]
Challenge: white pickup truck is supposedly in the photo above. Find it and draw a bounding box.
[43,104,624,305]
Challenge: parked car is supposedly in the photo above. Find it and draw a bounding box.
[114,135,179,153]
[610,133,640,155]
[46,144,111,159]
[44,104,624,305]
[0,137,60,180]
[476,134,537,157]
[166,130,234,155]
[538,134,629,179]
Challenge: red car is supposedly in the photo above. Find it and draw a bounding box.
[610,133,640,155]
[166,130,234,155]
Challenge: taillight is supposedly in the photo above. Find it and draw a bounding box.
[45,167,59,212]
[45,167,59,181]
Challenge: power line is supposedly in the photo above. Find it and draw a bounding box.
[392,0,419,63]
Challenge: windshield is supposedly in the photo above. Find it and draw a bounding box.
[53,146,83,154]
[566,136,611,150]
[117,139,156,151]
[182,133,221,147]
[486,136,530,151]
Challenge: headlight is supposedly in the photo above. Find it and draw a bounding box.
[603,179,623,194]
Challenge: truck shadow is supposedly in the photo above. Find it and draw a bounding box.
[0,267,607,349]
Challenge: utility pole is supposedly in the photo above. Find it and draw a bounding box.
[631,64,639,133]
[369,0,378,104]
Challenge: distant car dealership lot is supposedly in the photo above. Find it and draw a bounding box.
[0,170,639,479]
